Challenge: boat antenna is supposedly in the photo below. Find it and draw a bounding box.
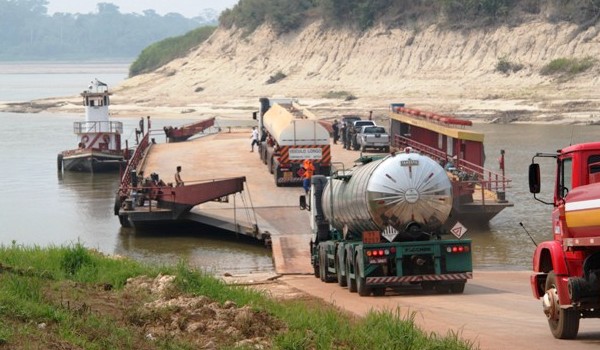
[519,222,537,247]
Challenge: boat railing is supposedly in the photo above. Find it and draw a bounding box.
[118,133,151,194]
[73,121,123,134]
[393,135,511,194]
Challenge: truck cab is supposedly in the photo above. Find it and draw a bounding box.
[529,141,600,339]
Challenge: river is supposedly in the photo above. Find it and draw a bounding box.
[0,61,598,273]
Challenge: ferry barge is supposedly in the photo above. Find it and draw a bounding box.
[389,103,513,224]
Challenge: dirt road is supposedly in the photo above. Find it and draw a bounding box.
[277,270,600,350]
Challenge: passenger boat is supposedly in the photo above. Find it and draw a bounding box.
[388,103,513,225]
[58,79,127,173]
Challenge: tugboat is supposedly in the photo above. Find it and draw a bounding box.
[58,79,125,173]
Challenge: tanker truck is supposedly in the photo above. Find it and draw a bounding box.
[302,150,473,296]
[528,141,600,339]
[253,97,331,186]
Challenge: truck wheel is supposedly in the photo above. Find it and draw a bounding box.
[346,256,357,293]
[544,271,580,339]
[355,258,371,296]
[319,248,335,283]
[335,255,347,287]
[274,171,282,187]
[313,254,320,279]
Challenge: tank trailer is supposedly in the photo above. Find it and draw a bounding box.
[302,151,473,296]
[253,97,331,186]
[529,141,600,339]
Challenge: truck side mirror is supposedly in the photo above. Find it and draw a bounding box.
[529,163,541,193]
[299,195,307,210]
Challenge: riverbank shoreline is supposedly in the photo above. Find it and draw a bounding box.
[3,93,600,126]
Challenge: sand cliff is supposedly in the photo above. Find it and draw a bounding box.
[6,19,600,123]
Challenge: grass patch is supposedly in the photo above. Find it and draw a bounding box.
[496,56,524,74]
[0,244,476,349]
[266,71,287,84]
[323,90,358,101]
[540,57,596,76]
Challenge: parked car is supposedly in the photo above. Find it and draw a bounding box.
[350,120,376,150]
[356,125,390,152]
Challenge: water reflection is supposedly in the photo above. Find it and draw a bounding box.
[115,225,274,274]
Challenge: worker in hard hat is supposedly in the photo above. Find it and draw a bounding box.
[302,159,315,194]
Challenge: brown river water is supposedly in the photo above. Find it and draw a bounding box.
[1,62,599,274]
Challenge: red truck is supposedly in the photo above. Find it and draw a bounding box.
[529,141,600,339]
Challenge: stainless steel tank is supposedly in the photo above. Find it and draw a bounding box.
[322,151,452,238]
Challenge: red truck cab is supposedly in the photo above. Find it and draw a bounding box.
[529,141,600,339]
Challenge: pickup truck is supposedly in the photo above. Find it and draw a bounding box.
[349,120,376,150]
[356,125,390,152]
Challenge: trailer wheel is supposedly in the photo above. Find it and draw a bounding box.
[544,271,580,339]
[355,258,371,296]
[346,256,357,293]
[335,255,347,287]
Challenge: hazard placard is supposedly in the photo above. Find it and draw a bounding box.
[450,221,467,239]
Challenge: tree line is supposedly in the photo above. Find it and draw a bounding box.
[219,0,600,33]
[0,0,217,60]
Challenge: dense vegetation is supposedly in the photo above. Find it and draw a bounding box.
[220,0,600,33]
[129,26,216,77]
[0,243,476,349]
[0,0,216,60]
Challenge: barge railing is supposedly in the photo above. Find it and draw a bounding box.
[393,134,511,195]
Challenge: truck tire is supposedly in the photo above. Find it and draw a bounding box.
[336,255,347,287]
[346,255,357,293]
[355,258,371,296]
[274,170,282,187]
[319,248,335,282]
[544,271,580,339]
